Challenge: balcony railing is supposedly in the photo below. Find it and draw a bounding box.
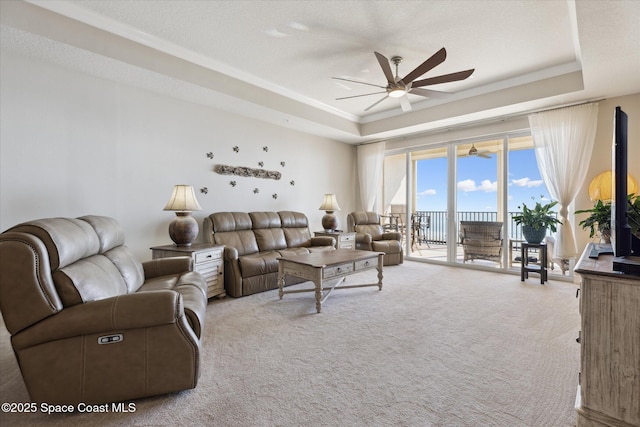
[407,210,551,245]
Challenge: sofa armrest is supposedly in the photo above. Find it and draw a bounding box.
[355,233,372,245]
[142,257,193,278]
[382,231,402,241]
[223,246,239,261]
[310,236,335,247]
[11,290,192,351]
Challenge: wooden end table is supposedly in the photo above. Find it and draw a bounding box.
[313,230,356,249]
[151,243,225,298]
[277,249,383,313]
[520,242,547,284]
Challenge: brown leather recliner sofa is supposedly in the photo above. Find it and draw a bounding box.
[0,215,207,405]
[203,211,335,297]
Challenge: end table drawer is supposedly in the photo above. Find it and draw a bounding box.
[339,234,354,243]
[323,262,354,279]
[195,249,222,264]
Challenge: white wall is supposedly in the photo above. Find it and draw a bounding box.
[0,52,356,260]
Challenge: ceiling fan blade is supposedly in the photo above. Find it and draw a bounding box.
[332,77,387,89]
[364,95,389,112]
[336,91,388,100]
[374,52,395,85]
[411,69,475,88]
[401,47,447,84]
[409,88,452,99]
[399,95,412,112]
[478,152,492,159]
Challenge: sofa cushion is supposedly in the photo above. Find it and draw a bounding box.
[211,212,259,256]
[53,254,128,307]
[254,228,287,251]
[278,247,311,257]
[79,215,125,253]
[103,246,145,293]
[279,211,313,247]
[8,218,100,270]
[238,251,280,278]
[356,224,384,240]
[249,211,281,229]
[372,240,402,254]
[212,212,253,232]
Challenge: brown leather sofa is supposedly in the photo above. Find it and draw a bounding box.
[347,211,404,266]
[0,216,207,405]
[203,211,335,297]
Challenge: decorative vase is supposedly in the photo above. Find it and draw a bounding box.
[522,225,547,244]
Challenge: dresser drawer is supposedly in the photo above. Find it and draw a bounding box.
[323,262,354,279]
[195,249,222,264]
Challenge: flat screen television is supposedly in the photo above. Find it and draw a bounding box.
[611,106,640,274]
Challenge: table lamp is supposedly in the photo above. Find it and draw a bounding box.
[319,193,341,232]
[163,185,202,246]
[588,171,638,201]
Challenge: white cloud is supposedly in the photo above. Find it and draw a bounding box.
[479,179,497,192]
[457,179,497,192]
[418,189,437,196]
[512,177,544,188]
[457,179,477,192]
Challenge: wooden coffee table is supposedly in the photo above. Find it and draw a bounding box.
[277,249,383,313]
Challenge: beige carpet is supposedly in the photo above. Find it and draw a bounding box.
[1,261,580,426]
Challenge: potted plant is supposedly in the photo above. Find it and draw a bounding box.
[512,196,562,244]
[576,199,612,243]
[576,194,640,243]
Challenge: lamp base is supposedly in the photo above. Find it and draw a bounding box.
[322,211,338,232]
[169,212,198,247]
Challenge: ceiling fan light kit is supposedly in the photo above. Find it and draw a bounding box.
[333,47,474,112]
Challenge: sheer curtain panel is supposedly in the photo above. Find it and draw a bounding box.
[528,103,598,259]
[357,141,385,211]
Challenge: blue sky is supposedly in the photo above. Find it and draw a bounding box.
[416,149,553,213]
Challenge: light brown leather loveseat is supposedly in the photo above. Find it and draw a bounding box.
[0,215,207,405]
[203,211,335,297]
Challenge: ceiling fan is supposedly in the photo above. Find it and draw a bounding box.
[333,47,474,112]
[464,143,492,159]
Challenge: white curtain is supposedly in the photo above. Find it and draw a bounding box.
[357,141,385,211]
[383,154,406,214]
[528,103,599,259]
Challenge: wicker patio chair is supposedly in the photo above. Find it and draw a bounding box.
[459,221,503,266]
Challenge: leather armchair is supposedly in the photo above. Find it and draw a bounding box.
[347,211,404,266]
[0,216,207,405]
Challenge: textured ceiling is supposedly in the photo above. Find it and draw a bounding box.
[1,0,639,143]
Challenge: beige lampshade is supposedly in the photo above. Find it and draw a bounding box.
[318,194,341,211]
[163,185,203,212]
[588,171,638,201]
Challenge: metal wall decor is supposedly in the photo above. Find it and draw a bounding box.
[206,144,294,200]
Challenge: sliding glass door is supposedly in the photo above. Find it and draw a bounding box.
[383,132,567,277]
[455,139,503,268]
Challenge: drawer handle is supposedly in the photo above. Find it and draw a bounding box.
[206,254,212,258]
[364,261,369,266]
[336,267,342,273]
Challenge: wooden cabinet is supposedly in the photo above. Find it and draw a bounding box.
[574,243,640,427]
[314,231,356,250]
[151,243,225,299]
